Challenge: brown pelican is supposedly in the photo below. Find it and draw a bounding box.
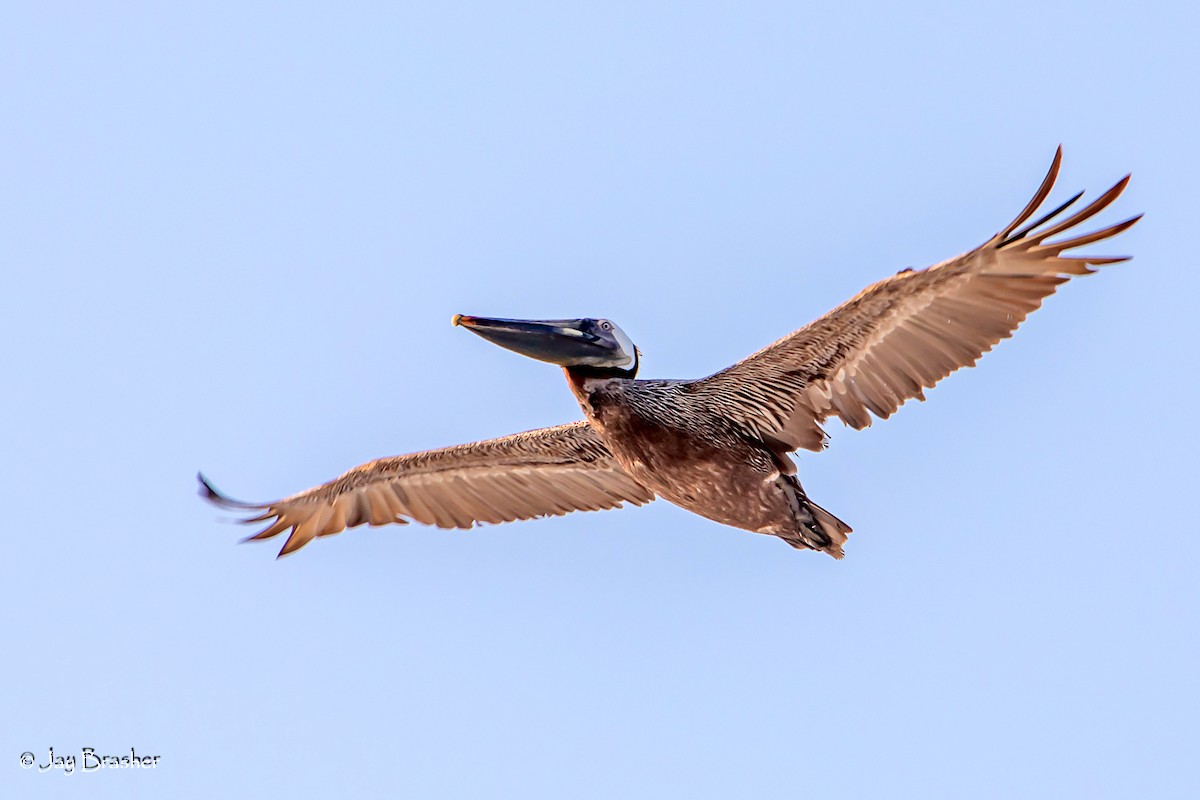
[201,149,1139,558]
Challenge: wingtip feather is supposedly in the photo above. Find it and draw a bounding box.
[998,146,1065,239]
[276,531,312,558]
[197,472,261,510]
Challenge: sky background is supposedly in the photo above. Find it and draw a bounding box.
[3,2,1197,798]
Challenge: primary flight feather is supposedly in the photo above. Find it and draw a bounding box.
[201,148,1139,558]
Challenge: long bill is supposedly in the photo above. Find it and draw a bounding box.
[452,315,622,367]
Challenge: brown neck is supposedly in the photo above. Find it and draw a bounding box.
[563,366,592,405]
[563,365,629,404]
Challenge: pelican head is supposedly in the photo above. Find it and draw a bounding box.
[453,315,638,376]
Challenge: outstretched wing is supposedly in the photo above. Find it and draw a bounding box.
[695,147,1141,452]
[200,421,654,557]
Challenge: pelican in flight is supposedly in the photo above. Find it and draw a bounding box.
[201,149,1139,558]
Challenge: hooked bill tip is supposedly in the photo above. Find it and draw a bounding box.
[451,313,463,327]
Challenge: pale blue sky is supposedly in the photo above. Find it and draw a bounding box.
[3,2,1197,798]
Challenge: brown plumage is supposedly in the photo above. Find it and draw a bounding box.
[201,148,1138,558]
[693,148,1139,454]
[200,423,653,557]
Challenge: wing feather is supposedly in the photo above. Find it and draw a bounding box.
[695,148,1140,452]
[200,421,654,557]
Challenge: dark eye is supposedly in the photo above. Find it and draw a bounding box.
[601,321,612,331]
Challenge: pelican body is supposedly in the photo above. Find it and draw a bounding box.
[201,149,1139,558]
[561,371,851,554]
[439,313,847,553]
